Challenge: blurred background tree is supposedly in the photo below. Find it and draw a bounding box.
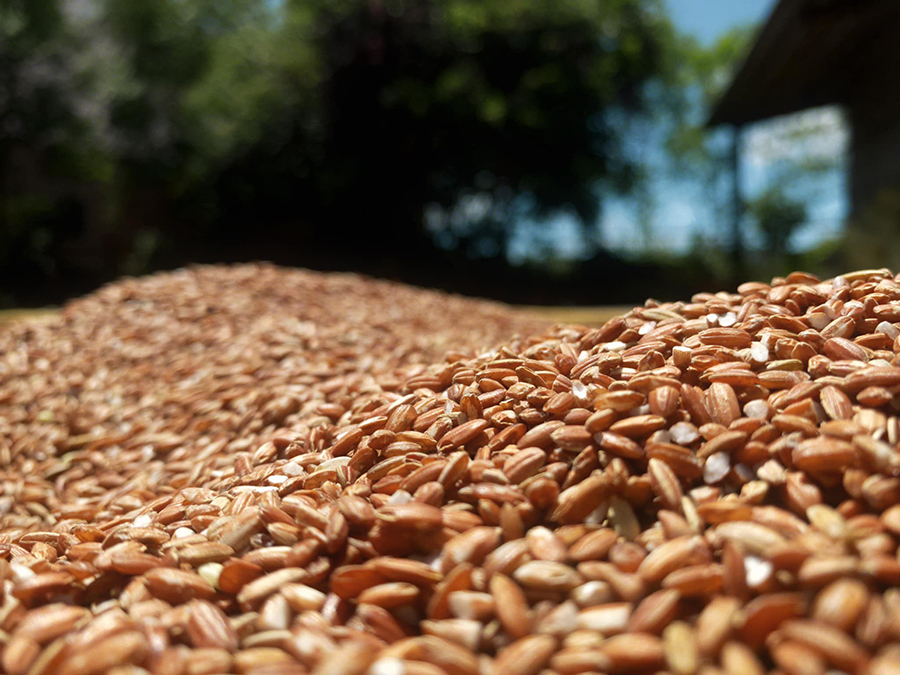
[167,0,676,273]
[655,23,845,292]
[1,0,689,305]
[747,187,805,261]
[0,0,850,308]
[846,188,900,274]
[661,27,753,282]
[0,0,100,304]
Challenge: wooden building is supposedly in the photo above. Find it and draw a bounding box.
[710,0,900,226]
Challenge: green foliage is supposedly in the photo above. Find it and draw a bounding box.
[659,24,847,285]
[1,0,681,306]
[0,0,75,146]
[747,187,806,258]
[0,0,61,43]
[0,0,103,296]
[664,26,755,206]
[844,188,900,272]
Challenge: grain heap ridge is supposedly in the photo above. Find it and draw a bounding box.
[2,265,900,675]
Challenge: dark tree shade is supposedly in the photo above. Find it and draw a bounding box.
[181,0,673,264]
[0,0,678,305]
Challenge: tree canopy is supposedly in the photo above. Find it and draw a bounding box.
[0,0,678,304]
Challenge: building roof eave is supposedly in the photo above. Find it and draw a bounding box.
[708,0,900,128]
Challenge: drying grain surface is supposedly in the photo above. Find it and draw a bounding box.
[2,265,900,675]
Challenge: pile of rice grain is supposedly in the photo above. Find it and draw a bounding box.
[2,265,900,675]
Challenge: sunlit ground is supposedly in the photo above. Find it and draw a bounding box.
[519,305,632,325]
[0,309,58,323]
[0,306,629,327]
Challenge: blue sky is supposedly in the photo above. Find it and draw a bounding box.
[666,0,777,45]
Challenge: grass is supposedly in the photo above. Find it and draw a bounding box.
[521,305,631,326]
[0,308,58,324]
